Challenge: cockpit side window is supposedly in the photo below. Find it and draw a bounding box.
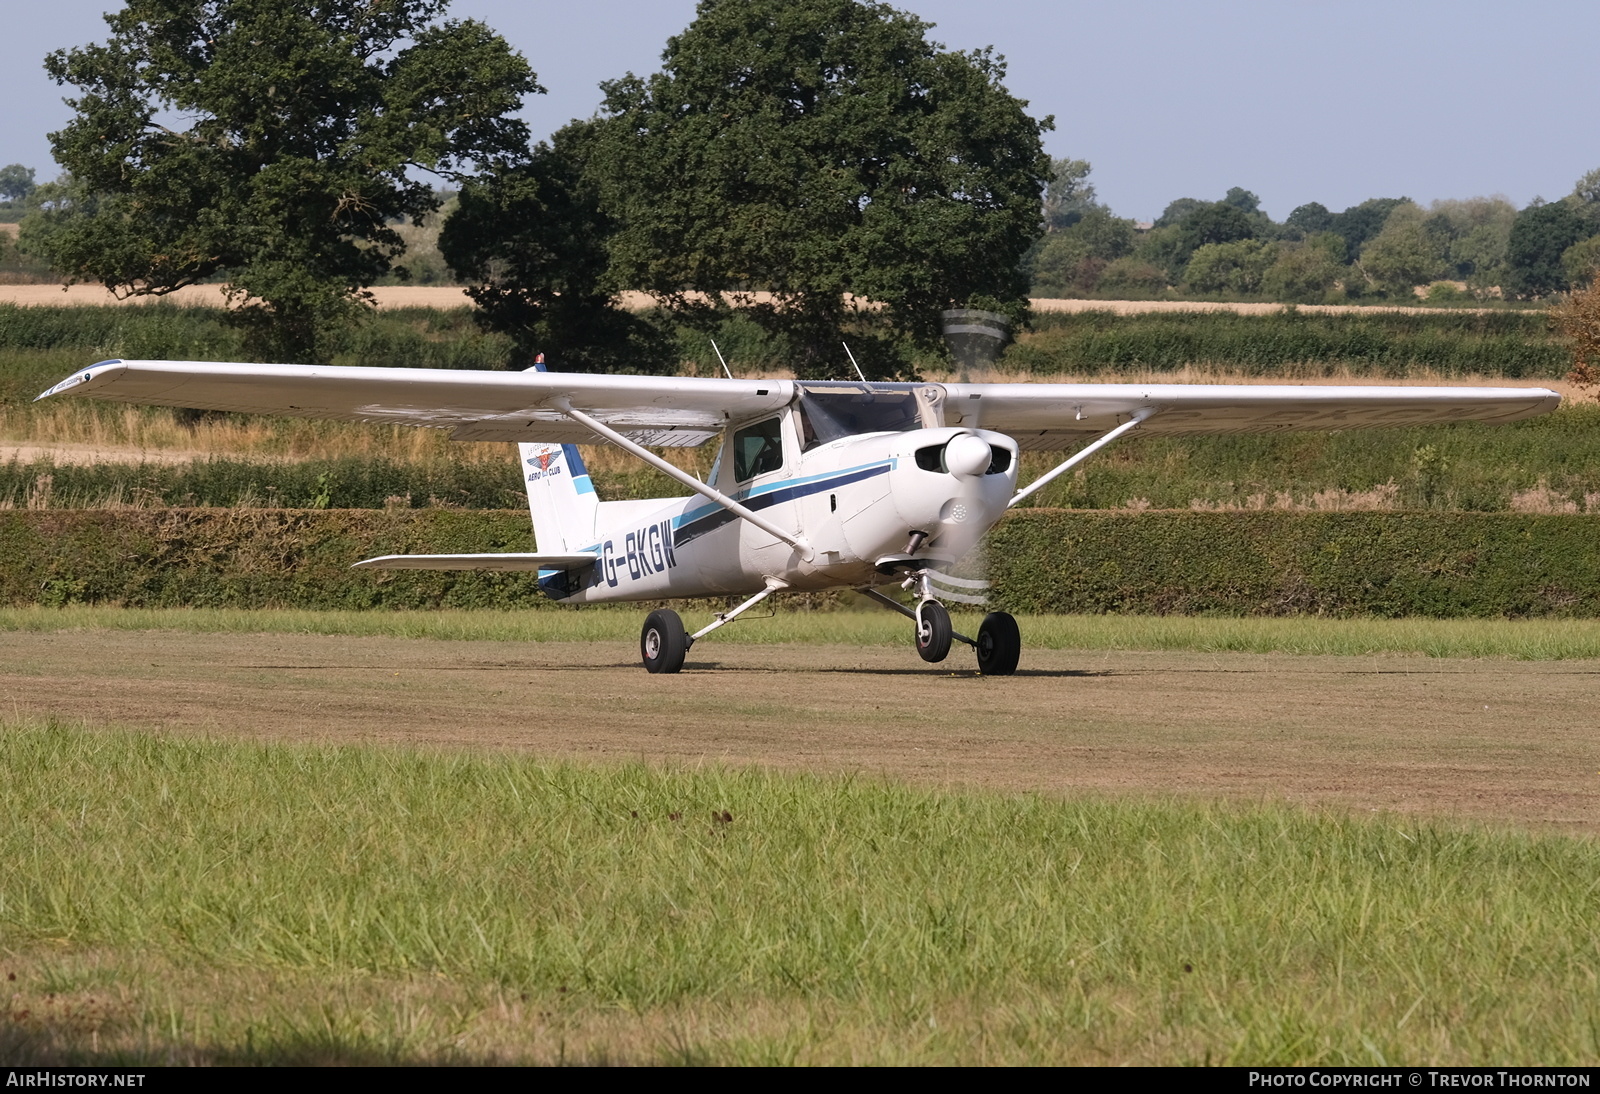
[732,417,785,482]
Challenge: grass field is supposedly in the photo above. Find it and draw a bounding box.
[3,720,1597,1065]
[8,604,1600,659]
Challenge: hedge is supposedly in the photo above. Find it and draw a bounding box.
[0,509,550,611]
[3,508,1598,617]
[987,510,1600,618]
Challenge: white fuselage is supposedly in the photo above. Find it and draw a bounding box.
[539,405,1019,603]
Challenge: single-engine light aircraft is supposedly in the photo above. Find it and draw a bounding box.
[38,358,1559,674]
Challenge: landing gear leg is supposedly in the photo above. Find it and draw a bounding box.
[975,611,1021,675]
[640,609,688,674]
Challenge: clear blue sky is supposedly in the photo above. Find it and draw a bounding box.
[4,0,1595,221]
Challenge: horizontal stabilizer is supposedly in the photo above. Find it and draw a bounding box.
[353,552,598,572]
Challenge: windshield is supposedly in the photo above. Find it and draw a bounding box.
[796,384,944,449]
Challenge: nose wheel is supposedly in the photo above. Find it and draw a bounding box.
[915,600,953,663]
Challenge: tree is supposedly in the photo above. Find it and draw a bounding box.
[1181,238,1276,296]
[1359,202,1446,296]
[1505,199,1591,298]
[1154,197,1206,228]
[1423,196,1516,289]
[1095,257,1166,297]
[1284,202,1334,239]
[1222,186,1261,214]
[1133,198,1261,285]
[1261,232,1344,303]
[1554,271,1600,398]
[1042,157,1096,232]
[439,137,669,373]
[34,0,538,362]
[1561,234,1600,289]
[573,0,1053,378]
[0,164,36,204]
[1028,206,1134,297]
[1573,166,1600,207]
[1327,197,1408,263]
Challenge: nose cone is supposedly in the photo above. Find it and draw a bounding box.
[943,433,992,478]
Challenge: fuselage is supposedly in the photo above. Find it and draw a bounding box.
[539,386,1019,603]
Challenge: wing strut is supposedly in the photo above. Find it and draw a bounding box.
[548,396,813,561]
[1009,409,1156,508]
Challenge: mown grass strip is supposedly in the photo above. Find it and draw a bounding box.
[5,606,1600,659]
[1,721,1596,1064]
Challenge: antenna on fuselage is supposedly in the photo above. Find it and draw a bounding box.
[842,342,868,383]
[709,339,734,380]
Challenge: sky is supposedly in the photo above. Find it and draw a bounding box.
[3,0,1596,222]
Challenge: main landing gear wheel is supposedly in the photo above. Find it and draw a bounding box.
[641,609,688,674]
[975,611,1021,676]
[915,600,953,663]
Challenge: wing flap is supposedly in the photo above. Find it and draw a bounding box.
[353,552,599,572]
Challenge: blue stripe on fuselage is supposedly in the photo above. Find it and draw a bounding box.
[671,460,892,548]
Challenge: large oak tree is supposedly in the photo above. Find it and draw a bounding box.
[34,0,537,361]
[571,0,1053,378]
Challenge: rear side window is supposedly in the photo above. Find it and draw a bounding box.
[733,417,784,482]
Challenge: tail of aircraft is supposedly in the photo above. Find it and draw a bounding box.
[519,355,599,552]
[519,441,599,552]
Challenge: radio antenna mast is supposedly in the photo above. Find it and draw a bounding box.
[842,342,868,383]
[710,339,734,380]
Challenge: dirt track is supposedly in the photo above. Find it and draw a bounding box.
[4,629,1595,833]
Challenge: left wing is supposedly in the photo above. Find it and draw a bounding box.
[943,381,1561,450]
[36,359,794,447]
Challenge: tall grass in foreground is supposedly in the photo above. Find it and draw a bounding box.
[1,721,1595,1065]
[5,606,1600,659]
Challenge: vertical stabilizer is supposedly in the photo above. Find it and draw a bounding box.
[518,355,599,552]
[519,442,599,551]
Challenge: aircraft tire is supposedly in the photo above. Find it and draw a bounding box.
[975,611,1021,676]
[915,600,953,663]
[641,609,688,674]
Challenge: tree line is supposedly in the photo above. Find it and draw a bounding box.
[1031,160,1600,304]
[6,0,1049,378]
[2,0,1596,378]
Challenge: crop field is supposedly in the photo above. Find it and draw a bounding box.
[2,611,1598,1064]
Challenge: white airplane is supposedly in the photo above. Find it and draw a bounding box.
[37,357,1559,674]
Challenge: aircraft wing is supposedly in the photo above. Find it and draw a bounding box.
[941,381,1561,451]
[38,360,1561,453]
[36,359,794,447]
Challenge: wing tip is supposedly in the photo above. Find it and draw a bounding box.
[35,359,126,401]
